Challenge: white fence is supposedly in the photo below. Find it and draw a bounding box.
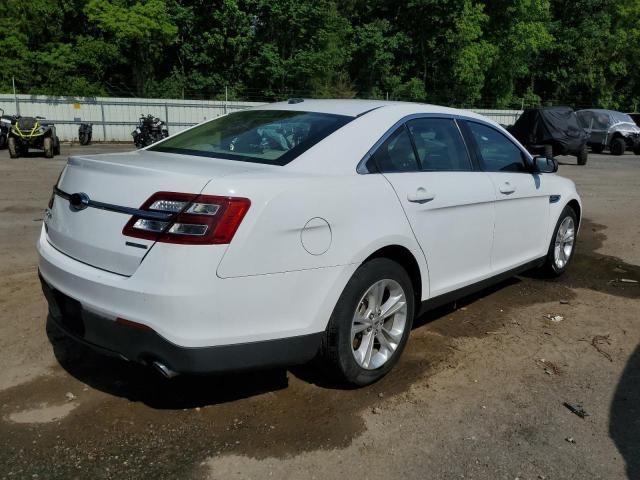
[0,94,522,142]
[0,95,262,142]
[471,109,522,126]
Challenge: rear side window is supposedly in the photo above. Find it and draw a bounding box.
[577,111,609,130]
[149,110,352,165]
[369,126,419,173]
[406,118,471,171]
[467,122,526,172]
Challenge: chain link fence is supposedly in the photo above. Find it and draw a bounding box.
[0,94,522,142]
[0,95,262,142]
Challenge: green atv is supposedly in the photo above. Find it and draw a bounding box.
[8,116,61,158]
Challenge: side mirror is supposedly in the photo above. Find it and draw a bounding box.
[530,155,558,173]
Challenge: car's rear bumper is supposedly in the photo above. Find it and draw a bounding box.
[37,226,356,348]
[41,273,323,374]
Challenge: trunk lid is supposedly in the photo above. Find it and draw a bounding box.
[45,150,254,276]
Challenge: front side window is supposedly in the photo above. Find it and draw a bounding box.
[467,122,526,172]
[406,118,471,171]
[369,126,419,173]
[149,110,352,165]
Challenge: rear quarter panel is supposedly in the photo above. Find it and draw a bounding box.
[208,172,428,288]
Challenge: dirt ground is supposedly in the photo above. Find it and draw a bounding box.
[0,144,638,480]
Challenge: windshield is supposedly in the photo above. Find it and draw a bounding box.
[149,109,353,165]
[610,111,635,125]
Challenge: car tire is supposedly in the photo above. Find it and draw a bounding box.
[321,258,415,387]
[8,136,19,158]
[610,137,626,156]
[634,145,640,156]
[576,145,588,165]
[591,144,604,154]
[53,136,61,155]
[540,205,578,277]
[44,137,54,158]
[0,133,6,149]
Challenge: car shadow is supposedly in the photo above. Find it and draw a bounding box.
[556,158,579,166]
[47,278,524,403]
[610,343,640,480]
[292,276,521,389]
[412,277,521,329]
[11,151,59,159]
[46,316,289,409]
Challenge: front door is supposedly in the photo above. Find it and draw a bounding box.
[463,121,550,274]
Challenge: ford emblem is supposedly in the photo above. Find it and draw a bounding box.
[69,192,90,211]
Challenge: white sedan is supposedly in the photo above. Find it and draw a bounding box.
[38,100,581,386]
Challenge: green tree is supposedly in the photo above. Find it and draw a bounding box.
[85,0,178,96]
[244,0,352,98]
[536,0,617,107]
[1,0,640,109]
[482,0,553,107]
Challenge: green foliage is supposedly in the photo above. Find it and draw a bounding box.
[0,0,638,109]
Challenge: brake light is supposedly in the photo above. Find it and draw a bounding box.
[116,317,153,331]
[122,192,250,245]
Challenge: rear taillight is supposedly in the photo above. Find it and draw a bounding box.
[122,192,250,245]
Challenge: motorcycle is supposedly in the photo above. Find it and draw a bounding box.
[132,114,169,149]
[78,123,93,145]
[0,109,17,149]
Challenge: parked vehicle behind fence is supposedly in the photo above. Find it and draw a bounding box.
[507,106,588,165]
[78,123,93,145]
[576,109,640,155]
[39,100,582,386]
[132,114,169,148]
[8,116,61,158]
[0,108,16,149]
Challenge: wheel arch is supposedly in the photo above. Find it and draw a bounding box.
[363,245,423,305]
[566,199,582,227]
[610,131,625,141]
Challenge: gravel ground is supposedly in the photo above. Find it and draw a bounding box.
[0,144,638,480]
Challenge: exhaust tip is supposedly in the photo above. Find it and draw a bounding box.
[152,361,179,379]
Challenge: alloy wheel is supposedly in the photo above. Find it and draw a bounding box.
[351,279,408,370]
[554,216,575,269]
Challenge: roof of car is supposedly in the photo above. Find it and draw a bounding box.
[526,106,574,112]
[577,108,617,115]
[255,98,481,119]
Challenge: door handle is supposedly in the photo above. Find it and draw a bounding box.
[499,182,516,195]
[407,187,435,204]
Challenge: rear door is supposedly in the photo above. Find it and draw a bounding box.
[577,110,608,146]
[373,117,496,297]
[462,120,549,273]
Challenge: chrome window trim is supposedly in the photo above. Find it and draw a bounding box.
[357,113,531,174]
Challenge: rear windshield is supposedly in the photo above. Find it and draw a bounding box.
[149,109,353,165]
